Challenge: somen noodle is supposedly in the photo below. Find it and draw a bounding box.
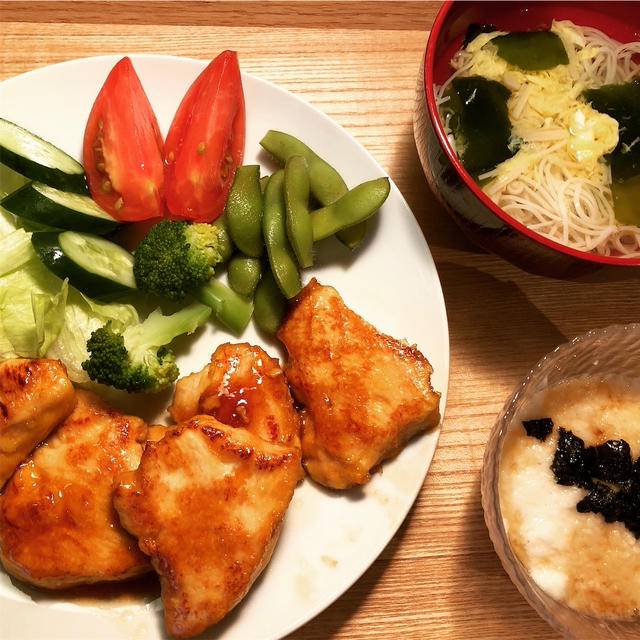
[436,20,640,257]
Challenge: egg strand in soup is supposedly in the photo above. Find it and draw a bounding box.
[436,20,640,258]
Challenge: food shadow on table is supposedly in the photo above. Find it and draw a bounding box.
[392,127,483,256]
[436,260,567,375]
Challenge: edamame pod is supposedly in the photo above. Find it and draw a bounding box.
[283,155,313,269]
[311,177,390,241]
[253,268,287,335]
[210,211,234,263]
[263,169,302,299]
[260,130,347,205]
[226,164,263,257]
[227,254,262,298]
[260,130,368,249]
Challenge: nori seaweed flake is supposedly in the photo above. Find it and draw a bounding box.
[577,476,640,539]
[618,478,640,538]
[522,417,553,441]
[590,439,634,483]
[530,419,640,538]
[577,482,620,522]
[551,427,594,489]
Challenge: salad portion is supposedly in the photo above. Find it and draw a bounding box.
[0,50,389,394]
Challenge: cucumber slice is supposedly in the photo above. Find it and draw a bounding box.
[31,230,136,298]
[2,182,121,233]
[0,118,87,193]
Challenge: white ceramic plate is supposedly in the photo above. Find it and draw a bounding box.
[0,55,449,640]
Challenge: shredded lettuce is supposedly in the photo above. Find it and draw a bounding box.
[0,227,38,275]
[0,223,139,382]
[47,291,139,383]
[0,247,67,357]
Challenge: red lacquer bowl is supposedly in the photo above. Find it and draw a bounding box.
[413,0,640,278]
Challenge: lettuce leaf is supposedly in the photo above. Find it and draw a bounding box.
[0,248,68,357]
[0,226,139,382]
[0,227,36,276]
[47,291,139,383]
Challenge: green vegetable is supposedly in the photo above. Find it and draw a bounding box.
[284,155,314,269]
[226,164,264,258]
[448,76,515,176]
[132,219,228,301]
[82,302,211,393]
[611,175,640,226]
[260,130,347,205]
[32,230,136,299]
[227,254,262,298]
[0,267,68,359]
[262,169,301,299]
[259,129,367,249]
[1,181,121,234]
[583,79,640,183]
[583,79,640,224]
[0,221,142,378]
[0,162,28,200]
[0,117,87,193]
[253,269,287,335]
[491,30,569,71]
[463,23,497,49]
[311,177,390,241]
[46,291,139,383]
[0,227,37,276]
[193,276,254,336]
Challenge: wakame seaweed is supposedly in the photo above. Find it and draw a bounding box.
[448,76,515,176]
[492,30,569,71]
[583,79,640,224]
[583,78,640,183]
[462,22,497,49]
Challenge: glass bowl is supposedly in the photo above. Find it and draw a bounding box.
[481,323,640,639]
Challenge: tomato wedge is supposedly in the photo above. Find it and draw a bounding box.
[83,57,165,221]
[164,50,246,222]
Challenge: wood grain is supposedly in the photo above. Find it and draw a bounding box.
[2,2,638,639]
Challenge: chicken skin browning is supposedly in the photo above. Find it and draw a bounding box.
[278,279,441,489]
[169,342,301,449]
[0,389,150,588]
[114,415,303,639]
[0,358,76,488]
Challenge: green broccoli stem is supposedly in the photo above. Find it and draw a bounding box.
[125,302,212,357]
[194,277,254,336]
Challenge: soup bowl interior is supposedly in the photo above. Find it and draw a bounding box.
[414,0,640,278]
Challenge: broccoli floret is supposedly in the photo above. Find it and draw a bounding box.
[82,302,211,393]
[133,219,231,301]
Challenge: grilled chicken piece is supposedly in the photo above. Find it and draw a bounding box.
[0,358,76,488]
[278,279,441,489]
[114,415,303,639]
[0,389,150,588]
[169,342,301,449]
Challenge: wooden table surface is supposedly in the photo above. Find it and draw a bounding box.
[2,2,638,639]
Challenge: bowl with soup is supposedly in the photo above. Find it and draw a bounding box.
[482,323,640,639]
[413,0,640,278]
